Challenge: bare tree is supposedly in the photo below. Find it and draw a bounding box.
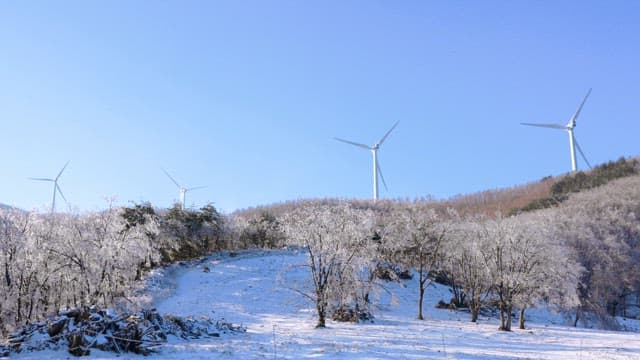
[388,202,448,320]
[511,213,581,330]
[0,210,31,335]
[445,217,493,323]
[282,203,375,328]
[477,213,580,331]
[0,204,164,334]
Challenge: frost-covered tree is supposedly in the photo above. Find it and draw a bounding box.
[509,213,580,330]
[0,210,31,335]
[282,202,375,328]
[479,214,580,331]
[388,203,448,320]
[0,203,163,334]
[236,210,285,249]
[37,204,162,310]
[445,217,493,323]
[549,175,640,325]
[160,203,224,261]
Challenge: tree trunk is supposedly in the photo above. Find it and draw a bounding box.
[316,312,326,328]
[418,267,425,320]
[4,261,11,287]
[498,302,512,331]
[470,303,479,323]
[418,286,424,320]
[518,306,526,329]
[497,282,512,331]
[315,280,328,328]
[608,301,618,317]
[316,300,326,328]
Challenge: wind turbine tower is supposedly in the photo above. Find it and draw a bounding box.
[30,161,70,213]
[334,121,399,201]
[521,89,593,173]
[162,169,206,210]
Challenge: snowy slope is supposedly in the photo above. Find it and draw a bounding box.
[7,249,640,359]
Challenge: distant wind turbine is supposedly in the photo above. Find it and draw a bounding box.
[334,121,399,201]
[30,161,70,213]
[521,89,593,173]
[162,169,206,210]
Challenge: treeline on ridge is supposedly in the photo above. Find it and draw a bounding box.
[1,157,640,337]
[510,157,639,215]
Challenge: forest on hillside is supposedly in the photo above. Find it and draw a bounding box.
[1,158,639,336]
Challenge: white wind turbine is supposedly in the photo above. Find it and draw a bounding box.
[30,161,70,213]
[334,121,399,201]
[163,169,206,210]
[521,89,593,173]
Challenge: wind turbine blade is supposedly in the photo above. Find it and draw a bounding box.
[29,177,54,182]
[56,160,70,181]
[186,186,207,192]
[574,137,592,169]
[376,158,388,191]
[162,169,181,188]
[333,137,371,150]
[377,121,399,146]
[570,88,592,124]
[520,123,566,129]
[56,183,68,203]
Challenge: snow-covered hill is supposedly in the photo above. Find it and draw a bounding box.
[7,250,640,359]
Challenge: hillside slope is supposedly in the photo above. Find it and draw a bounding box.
[138,250,640,359]
[11,250,640,359]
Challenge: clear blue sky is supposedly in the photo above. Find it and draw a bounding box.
[1,1,638,213]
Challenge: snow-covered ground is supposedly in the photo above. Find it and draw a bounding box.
[6,249,640,359]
